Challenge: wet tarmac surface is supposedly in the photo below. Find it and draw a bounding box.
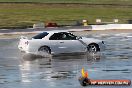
[0,32,132,88]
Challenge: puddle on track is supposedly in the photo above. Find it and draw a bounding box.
[0,33,132,88]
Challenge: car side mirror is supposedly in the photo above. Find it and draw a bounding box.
[77,37,82,40]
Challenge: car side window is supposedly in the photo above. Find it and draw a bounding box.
[32,32,49,39]
[49,33,63,40]
[49,32,77,40]
[65,33,77,40]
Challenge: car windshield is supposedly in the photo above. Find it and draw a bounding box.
[32,32,49,39]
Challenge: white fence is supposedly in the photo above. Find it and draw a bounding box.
[91,24,132,30]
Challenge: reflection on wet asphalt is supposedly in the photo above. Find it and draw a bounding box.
[0,33,132,88]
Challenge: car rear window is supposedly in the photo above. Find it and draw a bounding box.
[32,32,49,39]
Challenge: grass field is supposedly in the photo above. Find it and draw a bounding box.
[0,0,132,5]
[0,1,132,29]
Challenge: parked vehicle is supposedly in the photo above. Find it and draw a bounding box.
[45,22,58,28]
[18,31,105,55]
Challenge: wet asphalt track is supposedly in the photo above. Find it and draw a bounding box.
[0,32,132,88]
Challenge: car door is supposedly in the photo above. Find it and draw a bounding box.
[49,32,73,54]
[48,33,63,54]
[60,32,86,53]
[49,32,86,54]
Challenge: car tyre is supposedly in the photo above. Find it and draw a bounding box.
[88,43,100,53]
[38,46,51,54]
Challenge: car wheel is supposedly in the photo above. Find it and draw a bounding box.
[88,43,100,53]
[38,46,51,54]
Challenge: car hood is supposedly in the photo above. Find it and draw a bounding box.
[80,37,102,44]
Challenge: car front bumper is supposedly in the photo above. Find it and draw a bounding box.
[98,41,105,51]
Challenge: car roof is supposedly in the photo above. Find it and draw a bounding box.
[43,30,69,34]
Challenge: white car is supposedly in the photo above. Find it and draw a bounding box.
[18,31,105,55]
